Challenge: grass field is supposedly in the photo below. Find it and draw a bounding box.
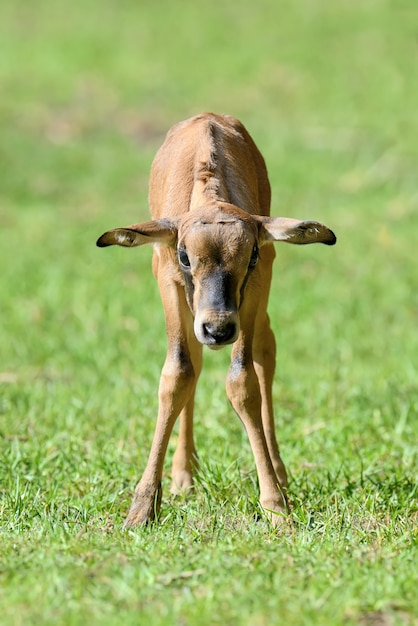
[0,1,417,624]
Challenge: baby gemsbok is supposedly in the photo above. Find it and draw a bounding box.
[97,113,336,528]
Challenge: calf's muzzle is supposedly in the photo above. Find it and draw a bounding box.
[194,310,239,347]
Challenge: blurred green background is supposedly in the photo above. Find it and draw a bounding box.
[1,0,417,384]
[0,1,417,625]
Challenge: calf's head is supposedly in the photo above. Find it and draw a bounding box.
[97,203,336,348]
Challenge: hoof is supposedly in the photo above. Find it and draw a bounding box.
[170,469,194,496]
[123,481,162,529]
[261,491,290,528]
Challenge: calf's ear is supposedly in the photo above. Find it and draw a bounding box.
[257,217,336,246]
[96,218,179,248]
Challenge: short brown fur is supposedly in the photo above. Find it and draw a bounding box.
[97,113,336,527]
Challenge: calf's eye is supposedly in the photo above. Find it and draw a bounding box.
[178,249,191,269]
[249,246,259,268]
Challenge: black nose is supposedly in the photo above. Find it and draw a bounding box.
[202,322,237,344]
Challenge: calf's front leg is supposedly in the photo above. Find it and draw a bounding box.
[226,336,288,527]
[124,279,198,528]
[124,350,197,527]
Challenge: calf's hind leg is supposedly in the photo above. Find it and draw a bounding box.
[253,313,288,490]
[170,340,202,494]
[252,252,288,490]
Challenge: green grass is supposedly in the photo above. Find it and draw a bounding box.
[0,0,417,624]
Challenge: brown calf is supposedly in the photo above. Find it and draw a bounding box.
[97,113,336,527]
